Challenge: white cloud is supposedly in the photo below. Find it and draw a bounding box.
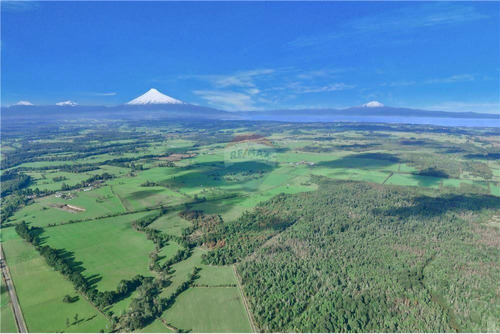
[188,69,275,89]
[80,91,117,96]
[423,101,500,114]
[193,90,258,111]
[287,3,490,48]
[289,82,355,94]
[94,92,117,96]
[2,1,40,12]
[388,81,417,87]
[425,74,475,84]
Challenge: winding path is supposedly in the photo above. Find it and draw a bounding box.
[1,245,28,333]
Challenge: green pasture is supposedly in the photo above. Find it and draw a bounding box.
[192,198,250,223]
[490,184,500,196]
[160,248,207,299]
[1,299,17,333]
[149,211,191,237]
[9,186,127,227]
[162,287,252,333]
[40,211,159,291]
[385,173,442,188]
[0,278,17,334]
[158,241,184,267]
[2,233,110,333]
[134,319,172,333]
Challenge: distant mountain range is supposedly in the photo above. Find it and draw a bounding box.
[3,89,498,124]
[240,104,499,121]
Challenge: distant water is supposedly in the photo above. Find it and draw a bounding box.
[336,116,500,128]
[252,116,500,128]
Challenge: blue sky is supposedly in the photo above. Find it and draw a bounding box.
[2,1,499,113]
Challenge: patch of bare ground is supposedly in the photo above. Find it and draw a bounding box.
[49,203,86,213]
[157,153,196,162]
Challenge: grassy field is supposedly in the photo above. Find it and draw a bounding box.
[40,211,159,291]
[149,210,192,236]
[134,319,173,333]
[9,186,128,227]
[0,279,17,334]
[156,246,252,332]
[1,228,110,333]
[162,287,252,333]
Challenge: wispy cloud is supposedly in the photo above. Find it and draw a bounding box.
[288,82,355,94]
[185,67,356,110]
[387,81,417,87]
[384,74,475,87]
[287,3,490,48]
[186,69,276,89]
[94,92,117,96]
[79,91,117,97]
[193,90,258,111]
[295,68,348,80]
[1,1,40,12]
[423,101,500,114]
[425,74,475,84]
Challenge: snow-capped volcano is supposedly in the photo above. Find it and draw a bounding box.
[362,101,384,108]
[56,101,78,107]
[127,88,183,105]
[13,101,34,106]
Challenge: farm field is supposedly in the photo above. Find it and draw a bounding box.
[0,279,17,334]
[40,211,160,291]
[1,119,499,333]
[1,228,110,333]
[162,287,252,333]
[8,185,128,227]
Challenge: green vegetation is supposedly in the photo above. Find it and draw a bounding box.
[1,119,498,332]
[0,279,18,333]
[204,179,499,332]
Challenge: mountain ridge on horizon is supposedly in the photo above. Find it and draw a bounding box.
[3,88,498,122]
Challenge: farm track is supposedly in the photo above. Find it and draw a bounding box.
[233,265,258,333]
[0,245,28,333]
[78,292,113,327]
[382,172,394,184]
[159,318,180,332]
[109,185,129,212]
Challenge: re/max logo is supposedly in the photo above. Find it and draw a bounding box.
[229,148,273,159]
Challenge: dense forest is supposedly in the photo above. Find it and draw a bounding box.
[204,178,500,332]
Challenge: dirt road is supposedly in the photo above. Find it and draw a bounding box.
[1,245,28,333]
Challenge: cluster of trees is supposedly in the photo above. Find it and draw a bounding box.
[201,202,297,265]
[417,167,449,178]
[209,178,499,332]
[1,171,31,197]
[178,209,224,246]
[1,195,32,224]
[130,211,194,277]
[141,180,159,187]
[61,172,114,191]
[1,132,157,169]
[119,268,200,331]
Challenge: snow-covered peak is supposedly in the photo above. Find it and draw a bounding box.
[362,101,384,108]
[13,100,34,106]
[56,101,78,106]
[127,88,183,105]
